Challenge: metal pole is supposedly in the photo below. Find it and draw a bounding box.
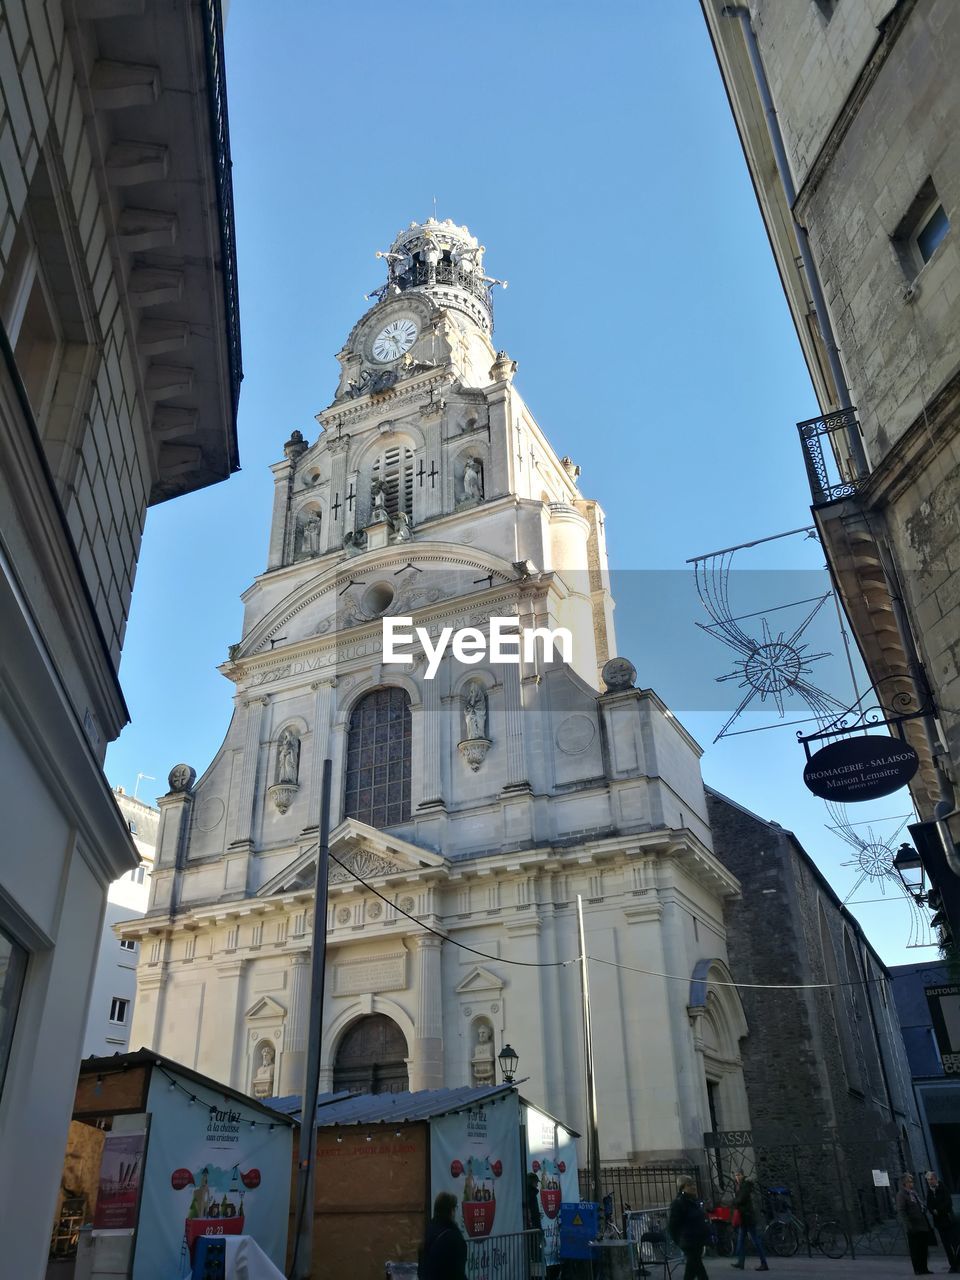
[577,895,602,1206]
[292,759,333,1280]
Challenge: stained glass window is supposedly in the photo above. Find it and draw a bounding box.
[344,687,412,828]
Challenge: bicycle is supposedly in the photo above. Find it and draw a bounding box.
[761,1188,849,1259]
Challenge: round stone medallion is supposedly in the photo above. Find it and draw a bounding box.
[195,796,225,832]
[555,714,596,756]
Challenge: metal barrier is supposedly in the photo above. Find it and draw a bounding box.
[466,1228,545,1280]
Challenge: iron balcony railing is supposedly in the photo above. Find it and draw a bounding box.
[797,407,864,505]
[202,0,243,421]
[465,1228,544,1280]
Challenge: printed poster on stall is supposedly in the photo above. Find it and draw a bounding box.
[132,1072,292,1280]
[524,1104,579,1266]
[93,1130,147,1233]
[431,1093,522,1242]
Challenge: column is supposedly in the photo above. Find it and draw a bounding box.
[229,695,268,847]
[501,660,529,790]
[418,674,443,808]
[279,952,310,1096]
[410,934,443,1090]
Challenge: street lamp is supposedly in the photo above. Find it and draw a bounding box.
[893,843,927,903]
[498,1043,519,1084]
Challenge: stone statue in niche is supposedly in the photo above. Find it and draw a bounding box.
[463,682,487,740]
[299,512,322,556]
[371,479,388,520]
[463,457,484,504]
[471,1022,495,1085]
[252,1043,275,1099]
[276,728,300,785]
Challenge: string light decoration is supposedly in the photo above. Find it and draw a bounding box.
[155,1067,286,1131]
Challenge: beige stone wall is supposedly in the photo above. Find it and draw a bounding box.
[796,1,960,460]
[753,0,890,185]
[0,0,151,667]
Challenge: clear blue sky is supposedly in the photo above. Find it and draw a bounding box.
[106,1,929,964]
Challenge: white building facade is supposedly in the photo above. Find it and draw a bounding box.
[82,789,158,1058]
[0,1,240,1272]
[125,220,750,1166]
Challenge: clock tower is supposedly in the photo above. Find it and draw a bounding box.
[126,220,751,1171]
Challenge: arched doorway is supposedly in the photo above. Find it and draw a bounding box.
[332,1014,409,1095]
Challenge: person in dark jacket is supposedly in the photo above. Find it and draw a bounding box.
[730,1171,769,1271]
[896,1174,933,1276]
[419,1191,467,1280]
[668,1175,711,1280]
[925,1171,960,1273]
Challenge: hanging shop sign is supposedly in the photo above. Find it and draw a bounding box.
[925,984,960,1074]
[802,735,919,802]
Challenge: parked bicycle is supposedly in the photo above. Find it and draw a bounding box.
[761,1186,849,1259]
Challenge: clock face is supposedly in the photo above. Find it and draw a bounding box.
[372,318,418,362]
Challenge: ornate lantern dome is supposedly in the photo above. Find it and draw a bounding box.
[375,217,504,334]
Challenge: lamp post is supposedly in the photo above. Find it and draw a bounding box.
[498,1043,519,1084]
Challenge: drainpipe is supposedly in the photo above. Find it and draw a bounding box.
[720,5,869,478]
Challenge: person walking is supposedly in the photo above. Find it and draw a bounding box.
[730,1171,769,1272]
[897,1173,934,1276]
[418,1191,467,1280]
[925,1171,960,1273]
[669,1175,711,1280]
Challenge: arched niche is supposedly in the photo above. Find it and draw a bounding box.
[332,1012,410,1095]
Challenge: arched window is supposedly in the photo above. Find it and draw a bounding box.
[371,445,414,519]
[819,904,862,1092]
[344,687,412,828]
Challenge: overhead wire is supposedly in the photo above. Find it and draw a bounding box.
[325,850,899,990]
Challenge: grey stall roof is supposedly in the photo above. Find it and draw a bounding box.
[268,1081,557,1128]
[268,1081,514,1126]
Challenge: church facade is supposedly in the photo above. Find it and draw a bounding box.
[123,219,750,1166]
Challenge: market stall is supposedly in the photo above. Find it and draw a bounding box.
[270,1082,578,1280]
[58,1050,294,1280]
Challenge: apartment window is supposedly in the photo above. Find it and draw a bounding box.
[896,178,951,274]
[1,926,29,1100]
[127,864,145,884]
[916,203,950,264]
[119,939,137,953]
[128,820,138,835]
[109,997,129,1024]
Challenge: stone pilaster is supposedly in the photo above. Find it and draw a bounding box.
[486,382,512,499]
[501,660,529,790]
[305,679,335,831]
[266,458,293,569]
[279,952,310,1095]
[325,436,351,552]
[214,958,246,1088]
[418,674,443,808]
[229,695,268,847]
[410,934,443,1090]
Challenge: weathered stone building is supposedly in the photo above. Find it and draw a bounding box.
[707,789,926,1216]
[700,0,960,937]
[122,218,753,1173]
[0,0,240,1272]
[889,959,960,1186]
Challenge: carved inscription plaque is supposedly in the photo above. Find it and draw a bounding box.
[334,951,407,996]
